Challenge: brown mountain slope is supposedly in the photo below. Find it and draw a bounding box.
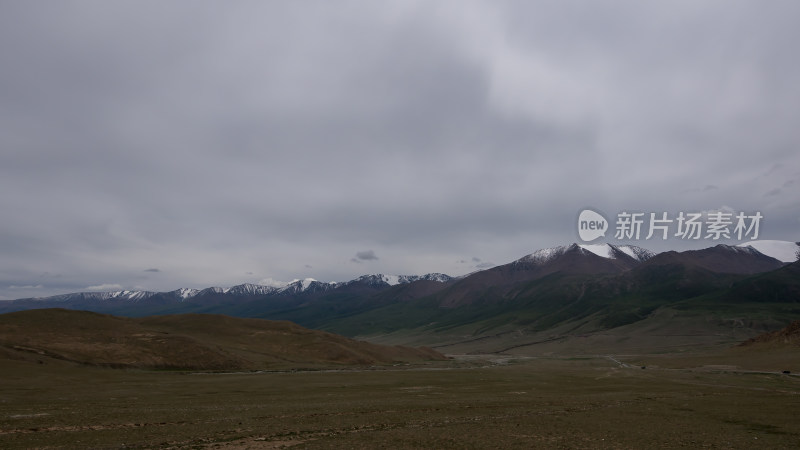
[644,244,784,274]
[435,244,639,307]
[0,309,445,370]
[738,320,800,348]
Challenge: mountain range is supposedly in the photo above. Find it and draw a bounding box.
[2,240,798,353]
[10,241,792,306]
[8,273,455,304]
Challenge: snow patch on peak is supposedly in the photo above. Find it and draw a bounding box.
[174,288,199,299]
[300,278,317,291]
[350,274,397,287]
[714,243,776,259]
[350,273,453,287]
[720,244,758,253]
[279,278,325,293]
[226,284,279,296]
[382,275,400,286]
[738,240,799,263]
[202,287,230,294]
[416,273,453,283]
[614,244,656,262]
[517,245,572,265]
[397,273,454,284]
[578,244,613,259]
[108,290,156,301]
[578,243,655,261]
[519,243,655,265]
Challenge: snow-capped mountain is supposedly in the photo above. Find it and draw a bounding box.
[277,278,337,295]
[176,283,277,300]
[8,242,792,311]
[58,288,210,302]
[226,284,280,296]
[516,243,655,266]
[169,288,201,299]
[410,273,454,283]
[196,287,229,296]
[738,240,799,263]
[579,243,655,262]
[435,243,658,308]
[3,242,795,342]
[38,290,161,303]
[347,273,454,288]
[13,272,457,306]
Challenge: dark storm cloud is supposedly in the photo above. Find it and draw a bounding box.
[1,1,799,299]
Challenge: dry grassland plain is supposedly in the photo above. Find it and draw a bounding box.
[2,354,799,449]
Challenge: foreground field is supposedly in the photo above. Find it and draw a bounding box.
[2,356,799,449]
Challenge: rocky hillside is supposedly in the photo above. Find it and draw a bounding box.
[739,320,800,348]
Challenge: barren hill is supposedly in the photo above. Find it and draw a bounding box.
[0,309,446,370]
[739,320,800,348]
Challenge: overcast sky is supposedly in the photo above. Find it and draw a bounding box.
[1,1,798,299]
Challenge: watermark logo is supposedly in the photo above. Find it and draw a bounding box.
[577,209,608,242]
[577,208,762,242]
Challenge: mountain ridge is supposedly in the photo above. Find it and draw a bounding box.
[14,272,456,304]
[9,241,795,304]
[5,242,791,308]
[2,241,795,350]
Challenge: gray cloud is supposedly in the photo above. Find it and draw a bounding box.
[355,250,379,262]
[682,184,720,194]
[86,284,123,292]
[144,268,160,273]
[1,1,799,299]
[8,284,43,290]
